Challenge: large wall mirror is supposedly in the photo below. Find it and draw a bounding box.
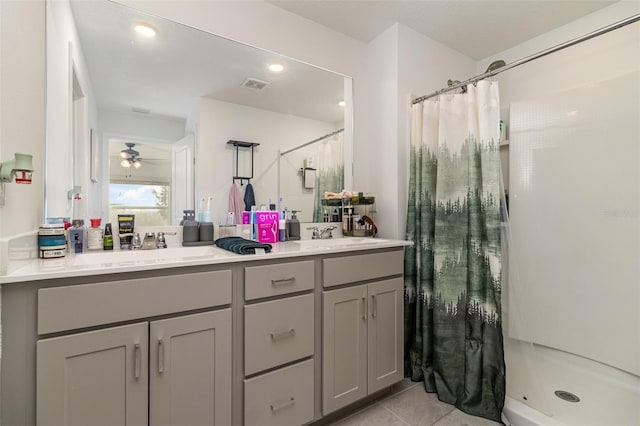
[45,0,353,226]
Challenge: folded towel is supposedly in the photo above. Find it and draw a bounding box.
[215,236,272,255]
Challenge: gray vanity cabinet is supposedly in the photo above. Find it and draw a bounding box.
[322,271,403,414]
[33,270,233,426]
[149,310,232,426]
[322,285,368,413]
[36,310,232,426]
[36,322,150,426]
[367,278,404,394]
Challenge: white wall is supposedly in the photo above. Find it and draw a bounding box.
[479,2,640,425]
[0,0,46,272]
[196,98,335,224]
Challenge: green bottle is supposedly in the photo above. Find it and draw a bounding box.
[103,223,114,250]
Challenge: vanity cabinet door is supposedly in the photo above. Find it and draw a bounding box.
[149,309,232,426]
[322,285,368,414]
[36,322,149,426]
[367,278,403,394]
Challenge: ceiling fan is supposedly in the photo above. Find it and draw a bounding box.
[119,143,143,168]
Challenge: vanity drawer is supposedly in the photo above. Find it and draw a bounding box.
[38,270,232,335]
[245,294,314,375]
[323,249,404,287]
[244,260,314,300]
[244,359,314,426]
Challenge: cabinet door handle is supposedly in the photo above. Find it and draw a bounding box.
[362,297,367,320]
[270,328,295,340]
[158,338,165,374]
[271,277,296,286]
[134,343,141,380]
[372,294,377,318]
[270,397,295,412]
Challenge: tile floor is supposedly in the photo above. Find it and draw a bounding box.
[332,379,502,426]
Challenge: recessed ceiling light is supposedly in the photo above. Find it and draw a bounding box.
[269,64,284,73]
[338,100,346,107]
[134,24,156,38]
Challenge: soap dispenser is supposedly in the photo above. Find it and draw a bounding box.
[289,210,301,241]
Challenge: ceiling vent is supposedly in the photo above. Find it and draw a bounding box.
[132,107,151,114]
[241,78,270,90]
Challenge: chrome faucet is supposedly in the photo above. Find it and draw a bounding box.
[307,226,321,239]
[141,232,156,250]
[320,225,337,239]
[156,232,167,248]
[307,225,337,239]
[131,233,142,250]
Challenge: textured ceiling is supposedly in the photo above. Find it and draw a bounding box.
[268,0,617,59]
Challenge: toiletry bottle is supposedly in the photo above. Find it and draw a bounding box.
[285,209,290,240]
[69,219,85,253]
[279,211,286,242]
[289,210,301,240]
[87,218,103,250]
[249,206,257,240]
[103,223,114,250]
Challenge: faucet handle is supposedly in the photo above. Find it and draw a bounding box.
[306,226,321,239]
[156,232,167,248]
[131,233,142,250]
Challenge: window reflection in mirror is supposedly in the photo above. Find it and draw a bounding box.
[45,0,352,225]
[108,139,173,227]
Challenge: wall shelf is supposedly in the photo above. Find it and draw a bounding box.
[227,140,260,185]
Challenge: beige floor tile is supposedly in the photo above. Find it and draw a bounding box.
[378,385,456,425]
[432,409,502,426]
[391,378,421,395]
[332,402,409,426]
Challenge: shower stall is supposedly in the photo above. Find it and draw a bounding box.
[496,10,640,426]
[407,7,640,425]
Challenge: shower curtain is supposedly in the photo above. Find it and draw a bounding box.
[312,131,344,222]
[404,81,505,422]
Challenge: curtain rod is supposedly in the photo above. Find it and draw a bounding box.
[413,13,640,104]
[280,128,344,156]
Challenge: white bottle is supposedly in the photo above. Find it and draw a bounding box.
[87,218,104,250]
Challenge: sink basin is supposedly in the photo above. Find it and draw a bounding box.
[71,245,218,266]
[293,238,389,249]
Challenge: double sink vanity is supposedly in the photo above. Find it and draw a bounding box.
[1,238,409,426]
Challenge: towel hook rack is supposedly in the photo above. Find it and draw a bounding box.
[227,140,260,186]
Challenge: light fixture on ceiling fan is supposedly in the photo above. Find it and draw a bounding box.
[120,143,143,169]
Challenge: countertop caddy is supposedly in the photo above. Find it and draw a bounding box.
[0,238,410,426]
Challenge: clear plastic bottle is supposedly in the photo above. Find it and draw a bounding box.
[87,218,103,250]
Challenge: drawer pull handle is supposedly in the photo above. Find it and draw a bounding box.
[271,277,295,286]
[372,294,377,318]
[270,397,295,412]
[134,343,141,380]
[362,297,366,320]
[270,328,296,340]
[158,339,165,374]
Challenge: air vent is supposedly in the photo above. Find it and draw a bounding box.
[241,78,270,90]
[132,107,151,114]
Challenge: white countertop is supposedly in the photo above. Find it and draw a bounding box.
[0,238,411,284]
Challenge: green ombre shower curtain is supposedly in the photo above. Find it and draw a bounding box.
[404,81,505,422]
[312,131,344,222]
